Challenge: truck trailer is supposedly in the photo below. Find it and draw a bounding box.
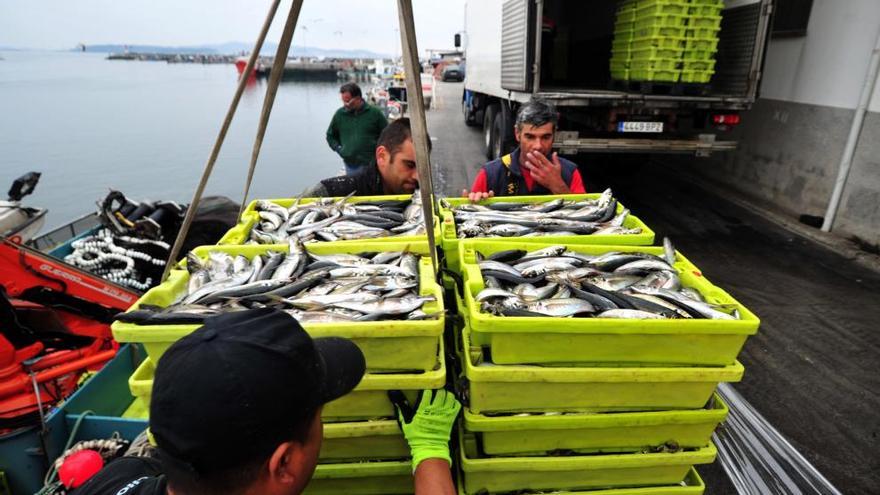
[460,0,774,158]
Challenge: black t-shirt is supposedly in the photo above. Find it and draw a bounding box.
[69,457,166,495]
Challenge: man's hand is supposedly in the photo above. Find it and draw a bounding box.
[523,151,570,194]
[462,189,495,203]
[389,389,461,472]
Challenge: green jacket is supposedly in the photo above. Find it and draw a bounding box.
[326,103,388,167]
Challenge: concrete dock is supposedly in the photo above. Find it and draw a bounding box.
[427,80,880,495]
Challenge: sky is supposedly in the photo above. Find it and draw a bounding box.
[0,0,466,56]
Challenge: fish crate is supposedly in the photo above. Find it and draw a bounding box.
[460,326,743,414]
[630,67,680,82]
[463,394,727,456]
[458,429,716,495]
[682,60,716,71]
[682,48,716,61]
[633,14,689,31]
[631,36,686,50]
[112,241,444,372]
[630,59,681,72]
[305,460,413,495]
[636,0,690,17]
[679,70,714,83]
[683,36,719,52]
[320,420,409,461]
[455,467,706,494]
[217,193,441,249]
[630,46,685,61]
[128,340,445,422]
[438,194,654,273]
[688,4,723,16]
[687,15,722,29]
[685,26,721,39]
[635,25,687,38]
[458,240,759,367]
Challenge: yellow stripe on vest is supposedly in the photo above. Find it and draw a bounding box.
[500,154,516,194]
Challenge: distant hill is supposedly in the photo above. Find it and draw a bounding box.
[74,42,390,59]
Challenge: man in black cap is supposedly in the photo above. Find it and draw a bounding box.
[71,309,459,495]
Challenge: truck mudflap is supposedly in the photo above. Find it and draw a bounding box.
[554,133,737,157]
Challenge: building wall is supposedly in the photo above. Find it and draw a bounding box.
[689,0,880,246]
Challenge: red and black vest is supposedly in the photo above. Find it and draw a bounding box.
[484,149,577,196]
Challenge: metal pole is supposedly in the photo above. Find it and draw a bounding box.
[397,0,439,274]
[162,0,282,280]
[821,28,880,232]
[238,0,306,219]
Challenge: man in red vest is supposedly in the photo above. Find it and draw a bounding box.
[463,99,585,202]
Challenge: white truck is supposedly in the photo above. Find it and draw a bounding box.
[459,0,773,158]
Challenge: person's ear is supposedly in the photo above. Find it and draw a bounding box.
[514,128,521,143]
[376,146,390,168]
[267,442,301,485]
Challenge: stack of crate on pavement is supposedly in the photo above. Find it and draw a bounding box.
[451,233,760,494]
[681,0,724,83]
[111,194,449,495]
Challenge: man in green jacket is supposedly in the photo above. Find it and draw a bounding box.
[326,82,388,175]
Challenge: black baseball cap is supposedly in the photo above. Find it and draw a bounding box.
[149,308,365,475]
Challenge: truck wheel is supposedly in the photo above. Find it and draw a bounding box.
[483,105,499,159]
[496,105,516,157]
[463,98,478,126]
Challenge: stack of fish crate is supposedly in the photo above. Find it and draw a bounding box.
[610,0,638,81]
[681,0,724,83]
[111,195,451,495]
[451,239,760,494]
[629,0,689,82]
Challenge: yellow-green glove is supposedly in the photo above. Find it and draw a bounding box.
[389,389,461,472]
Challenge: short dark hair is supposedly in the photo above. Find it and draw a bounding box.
[376,118,432,160]
[516,98,558,131]
[339,82,362,98]
[163,408,318,495]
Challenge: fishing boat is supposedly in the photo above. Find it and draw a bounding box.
[0,172,47,244]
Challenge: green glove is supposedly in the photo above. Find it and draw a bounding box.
[389,389,462,472]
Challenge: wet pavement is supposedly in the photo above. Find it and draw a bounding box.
[428,80,880,494]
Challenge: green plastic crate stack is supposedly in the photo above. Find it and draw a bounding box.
[451,239,759,494]
[113,240,452,494]
[682,0,723,83]
[610,0,638,80]
[629,0,690,82]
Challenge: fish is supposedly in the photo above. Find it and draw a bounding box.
[451,191,634,239]
[472,244,740,321]
[244,194,426,244]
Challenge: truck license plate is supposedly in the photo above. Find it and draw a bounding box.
[618,121,664,133]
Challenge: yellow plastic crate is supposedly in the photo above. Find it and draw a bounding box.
[679,70,714,83]
[631,36,686,50]
[129,341,446,421]
[634,14,689,31]
[688,15,722,29]
[438,193,655,273]
[464,394,727,456]
[217,194,441,248]
[636,0,690,16]
[306,461,413,495]
[629,67,680,82]
[630,47,685,61]
[456,467,706,494]
[458,240,759,367]
[320,420,409,461]
[459,428,716,494]
[112,242,444,372]
[461,326,744,414]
